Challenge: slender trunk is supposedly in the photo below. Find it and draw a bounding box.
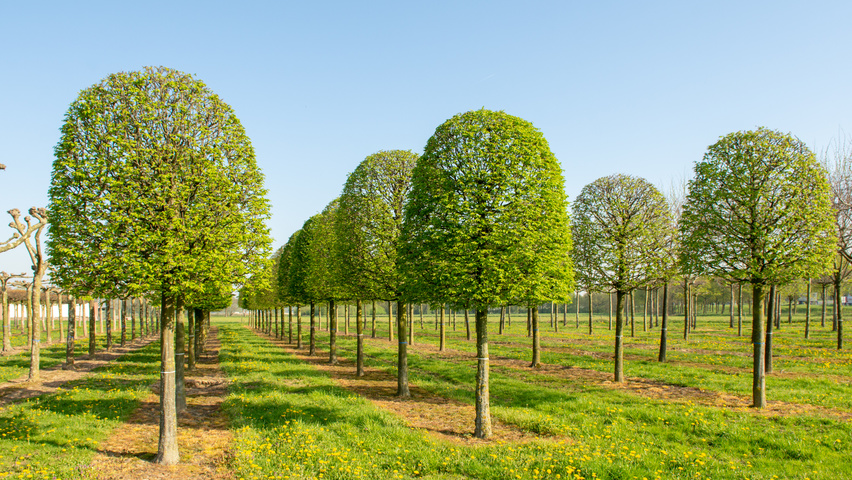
[155,292,179,465]
[821,284,827,327]
[88,300,96,356]
[296,306,303,349]
[194,308,203,361]
[408,304,414,346]
[397,300,409,397]
[658,283,669,362]
[630,291,635,337]
[588,291,594,334]
[187,308,196,371]
[131,298,136,341]
[120,298,127,347]
[738,284,743,337]
[608,292,613,330]
[66,296,76,367]
[388,301,393,341]
[288,306,293,343]
[805,280,811,339]
[530,307,540,367]
[643,287,648,332]
[356,299,364,377]
[371,300,376,338]
[1,283,9,353]
[683,279,690,341]
[465,309,471,341]
[105,300,113,351]
[752,283,766,409]
[614,290,626,382]
[175,298,187,412]
[329,300,338,364]
[474,307,491,438]
[837,281,844,350]
[439,304,445,351]
[765,285,775,374]
[309,301,316,355]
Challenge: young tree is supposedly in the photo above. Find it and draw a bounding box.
[572,174,671,382]
[47,67,270,464]
[336,150,418,390]
[400,109,572,438]
[680,127,834,408]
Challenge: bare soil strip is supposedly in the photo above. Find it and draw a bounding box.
[0,335,157,407]
[368,334,852,422]
[256,329,548,446]
[87,327,233,480]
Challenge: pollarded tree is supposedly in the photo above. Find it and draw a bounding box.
[305,200,348,364]
[48,67,271,465]
[336,150,418,390]
[400,109,572,438]
[680,127,834,408]
[572,174,671,382]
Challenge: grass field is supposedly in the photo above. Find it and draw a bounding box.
[0,309,847,479]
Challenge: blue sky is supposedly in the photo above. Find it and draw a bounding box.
[1,1,851,275]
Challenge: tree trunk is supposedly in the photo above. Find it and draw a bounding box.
[309,302,316,356]
[408,304,414,346]
[805,280,811,339]
[765,285,775,374]
[588,291,594,334]
[131,298,136,341]
[120,298,127,347]
[465,308,471,341]
[614,290,626,382]
[474,307,491,438]
[643,287,648,331]
[609,292,613,330]
[194,308,203,362]
[630,290,635,337]
[356,299,364,377]
[88,300,97,357]
[738,284,743,337]
[683,279,690,341]
[105,300,113,351]
[369,300,375,338]
[397,300,409,397]
[329,300,338,364]
[187,308,196,371]
[658,283,669,362]
[155,292,179,465]
[387,301,393,341]
[175,299,187,413]
[66,296,76,368]
[1,283,9,353]
[530,307,540,367]
[837,281,844,350]
[439,304,446,351]
[296,306,303,348]
[751,283,766,408]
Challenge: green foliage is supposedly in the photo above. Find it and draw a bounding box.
[275,230,299,305]
[336,150,418,301]
[47,66,271,300]
[305,200,348,301]
[572,174,671,293]
[680,127,835,285]
[400,109,573,308]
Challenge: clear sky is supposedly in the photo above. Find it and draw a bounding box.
[1,1,851,275]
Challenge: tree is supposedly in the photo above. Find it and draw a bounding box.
[336,150,418,390]
[400,109,572,438]
[47,67,271,464]
[276,231,301,347]
[289,218,319,355]
[680,127,834,408]
[572,174,671,382]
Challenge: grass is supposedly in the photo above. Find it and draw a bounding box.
[0,340,159,479]
[225,312,852,480]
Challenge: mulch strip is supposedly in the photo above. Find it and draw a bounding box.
[256,329,549,446]
[87,327,234,480]
[0,335,157,407]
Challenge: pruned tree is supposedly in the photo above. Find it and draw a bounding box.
[47,67,271,465]
[572,174,670,382]
[336,150,418,389]
[400,109,572,438]
[680,127,834,408]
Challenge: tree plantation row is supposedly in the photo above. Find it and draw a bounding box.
[0,65,846,467]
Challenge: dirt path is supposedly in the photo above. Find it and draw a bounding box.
[256,329,549,446]
[88,327,233,480]
[0,335,158,407]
